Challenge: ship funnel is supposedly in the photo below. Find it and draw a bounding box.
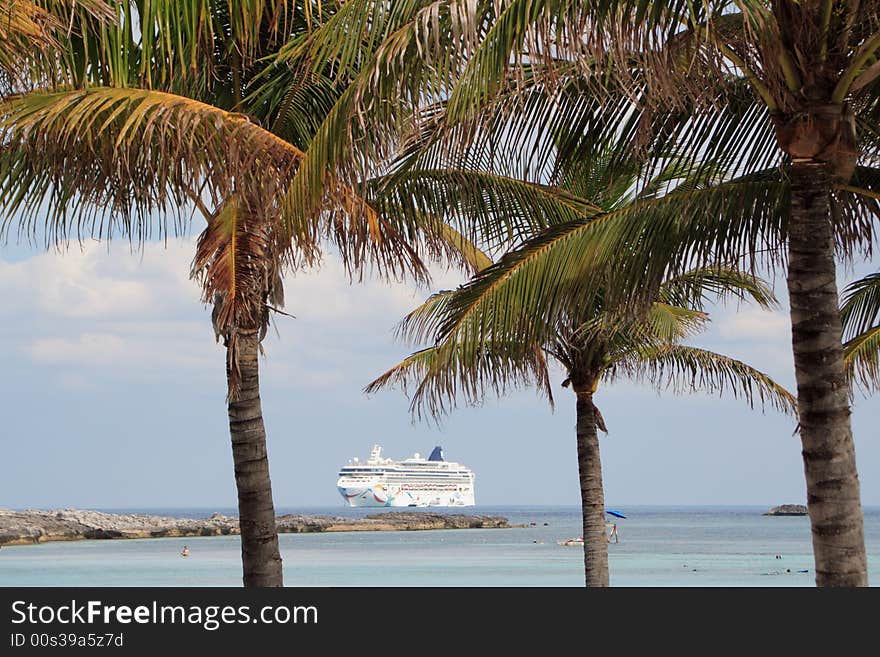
[428,446,444,462]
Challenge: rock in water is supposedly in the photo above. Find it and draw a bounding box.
[763,504,808,516]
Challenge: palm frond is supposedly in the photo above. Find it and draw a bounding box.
[364,340,552,420]
[426,163,880,360]
[0,0,59,88]
[641,303,709,344]
[844,324,880,394]
[396,289,459,346]
[0,85,427,279]
[428,172,789,363]
[434,222,493,273]
[192,196,283,399]
[608,344,797,415]
[368,166,599,256]
[279,0,487,234]
[841,272,880,340]
[0,86,300,244]
[659,266,778,311]
[0,0,114,94]
[96,0,300,95]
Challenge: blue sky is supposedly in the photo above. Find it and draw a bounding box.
[1,236,878,510]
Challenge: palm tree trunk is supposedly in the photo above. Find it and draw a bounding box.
[787,160,867,586]
[227,330,283,587]
[574,386,609,587]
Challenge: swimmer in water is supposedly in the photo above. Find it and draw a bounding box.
[181,546,189,557]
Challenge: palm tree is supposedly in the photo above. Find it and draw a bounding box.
[842,272,880,392]
[282,0,880,586]
[370,266,796,587]
[0,1,444,586]
[0,2,303,588]
[443,0,880,589]
[366,161,796,587]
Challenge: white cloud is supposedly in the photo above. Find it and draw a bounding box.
[1,239,468,389]
[716,306,791,342]
[0,240,200,321]
[27,329,216,371]
[281,257,464,323]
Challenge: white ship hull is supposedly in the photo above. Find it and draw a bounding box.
[336,445,475,508]
[337,484,475,508]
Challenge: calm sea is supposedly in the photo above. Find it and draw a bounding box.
[2,506,879,586]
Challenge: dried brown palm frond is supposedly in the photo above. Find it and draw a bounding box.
[192,196,286,398]
[0,0,114,94]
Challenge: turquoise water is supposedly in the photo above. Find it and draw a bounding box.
[2,506,879,586]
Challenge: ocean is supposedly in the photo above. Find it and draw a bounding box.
[2,506,879,586]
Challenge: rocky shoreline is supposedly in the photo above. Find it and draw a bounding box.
[0,509,512,547]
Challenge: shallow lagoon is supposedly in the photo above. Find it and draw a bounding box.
[2,506,878,586]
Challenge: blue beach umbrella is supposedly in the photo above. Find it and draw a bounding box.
[605,510,626,519]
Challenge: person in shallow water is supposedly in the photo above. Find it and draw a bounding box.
[606,523,619,543]
[181,546,189,557]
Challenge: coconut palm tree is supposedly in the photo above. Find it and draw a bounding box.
[0,1,452,586]
[366,157,797,586]
[369,265,797,587]
[0,1,309,588]
[451,0,880,589]
[281,0,880,586]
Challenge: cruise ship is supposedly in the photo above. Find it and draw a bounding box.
[336,444,476,507]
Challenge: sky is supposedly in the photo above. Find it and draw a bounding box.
[1,234,878,511]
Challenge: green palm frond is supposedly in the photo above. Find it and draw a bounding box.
[583,263,779,364]
[248,66,342,149]
[279,0,489,228]
[841,273,880,340]
[428,172,788,361]
[659,266,778,311]
[568,301,707,357]
[368,167,599,255]
[280,0,437,79]
[424,165,880,359]
[641,303,709,344]
[393,65,642,189]
[0,85,429,279]
[364,340,552,421]
[434,222,493,274]
[81,0,302,95]
[0,86,301,243]
[396,289,460,346]
[607,344,797,415]
[844,325,880,393]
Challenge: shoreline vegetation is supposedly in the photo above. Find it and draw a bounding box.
[0,509,512,547]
